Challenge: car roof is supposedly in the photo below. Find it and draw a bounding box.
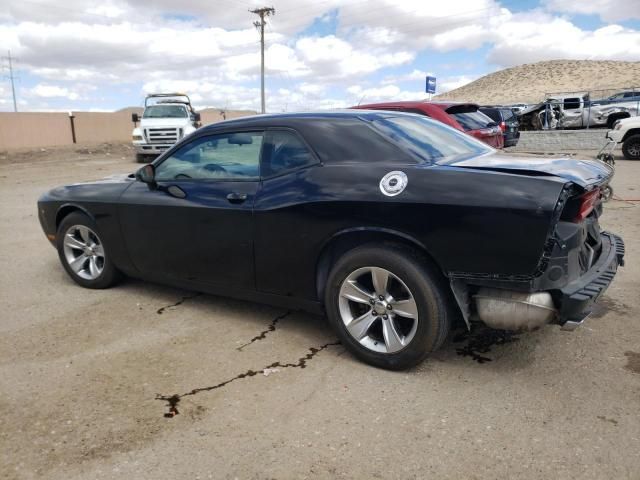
[198,109,412,131]
[355,100,478,109]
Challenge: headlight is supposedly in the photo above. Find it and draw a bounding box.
[132,134,143,141]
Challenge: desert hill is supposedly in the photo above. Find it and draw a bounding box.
[435,60,640,105]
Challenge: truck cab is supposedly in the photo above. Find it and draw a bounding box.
[131,93,201,162]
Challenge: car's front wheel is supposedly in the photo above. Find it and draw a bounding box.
[325,245,452,370]
[622,134,640,160]
[56,212,121,289]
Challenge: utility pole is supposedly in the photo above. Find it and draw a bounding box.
[2,50,18,112]
[250,6,275,114]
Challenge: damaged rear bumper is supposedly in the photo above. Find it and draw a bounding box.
[556,232,624,327]
[451,231,625,332]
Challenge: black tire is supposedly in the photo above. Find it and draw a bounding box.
[56,212,121,289]
[622,134,640,160]
[136,153,149,163]
[324,244,453,370]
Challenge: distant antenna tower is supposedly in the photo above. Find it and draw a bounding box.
[1,50,18,112]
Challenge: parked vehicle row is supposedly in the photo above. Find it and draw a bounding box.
[41,110,623,370]
[354,101,509,148]
[478,106,520,147]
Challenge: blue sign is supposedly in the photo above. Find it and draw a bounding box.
[425,76,436,94]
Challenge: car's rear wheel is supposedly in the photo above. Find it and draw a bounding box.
[622,134,640,160]
[325,244,452,370]
[56,212,121,289]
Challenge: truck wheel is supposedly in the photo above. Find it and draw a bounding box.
[622,134,640,160]
[324,244,452,370]
[56,212,122,289]
[136,153,149,163]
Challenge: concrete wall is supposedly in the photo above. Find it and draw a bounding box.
[511,129,609,152]
[72,111,138,144]
[0,112,72,149]
[0,109,257,150]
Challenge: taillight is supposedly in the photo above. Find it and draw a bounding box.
[500,121,506,132]
[575,188,600,222]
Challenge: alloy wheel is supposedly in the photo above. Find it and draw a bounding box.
[338,266,419,354]
[62,225,105,280]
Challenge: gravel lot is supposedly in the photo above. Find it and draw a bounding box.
[0,143,638,480]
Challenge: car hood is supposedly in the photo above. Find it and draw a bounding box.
[70,173,135,185]
[442,152,613,188]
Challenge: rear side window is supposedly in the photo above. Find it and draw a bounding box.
[262,130,317,177]
[372,115,492,163]
[449,111,493,130]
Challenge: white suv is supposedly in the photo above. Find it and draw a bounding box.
[607,116,640,160]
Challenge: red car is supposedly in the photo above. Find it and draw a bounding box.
[352,101,504,148]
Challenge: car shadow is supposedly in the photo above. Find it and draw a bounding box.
[52,266,549,373]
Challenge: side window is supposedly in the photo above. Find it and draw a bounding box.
[481,108,500,122]
[563,98,581,110]
[500,109,514,121]
[155,132,263,181]
[262,130,317,177]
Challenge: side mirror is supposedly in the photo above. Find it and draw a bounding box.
[194,112,201,122]
[132,113,140,123]
[135,164,156,187]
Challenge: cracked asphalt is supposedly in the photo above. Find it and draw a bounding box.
[0,144,639,479]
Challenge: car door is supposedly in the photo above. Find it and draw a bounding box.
[253,128,322,298]
[118,130,263,290]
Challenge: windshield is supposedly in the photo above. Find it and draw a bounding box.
[372,114,493,164]
[143,105,188,118]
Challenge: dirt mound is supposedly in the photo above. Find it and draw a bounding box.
[435,60,640,105]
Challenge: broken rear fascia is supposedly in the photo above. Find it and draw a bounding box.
[448,177,621,329]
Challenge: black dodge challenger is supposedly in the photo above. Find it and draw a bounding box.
[38,111,624,369]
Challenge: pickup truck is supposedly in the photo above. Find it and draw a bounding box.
[131,93,201,162]
[519,93,635,130]
[606,116,640,160]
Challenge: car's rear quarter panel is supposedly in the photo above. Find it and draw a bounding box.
[254,163,566,301]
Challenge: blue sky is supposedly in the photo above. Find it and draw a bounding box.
[0,0,639,112]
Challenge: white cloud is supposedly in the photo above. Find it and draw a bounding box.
[0,0,639,112]
[382,69,435,85]
[438,75,480,93]
[485,15,640,66]
[543,0,640,22]
[347,84,428,104]
[31,84,80,100]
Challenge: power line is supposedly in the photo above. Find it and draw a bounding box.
[250,6,275,114]
[1,50,18,112]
